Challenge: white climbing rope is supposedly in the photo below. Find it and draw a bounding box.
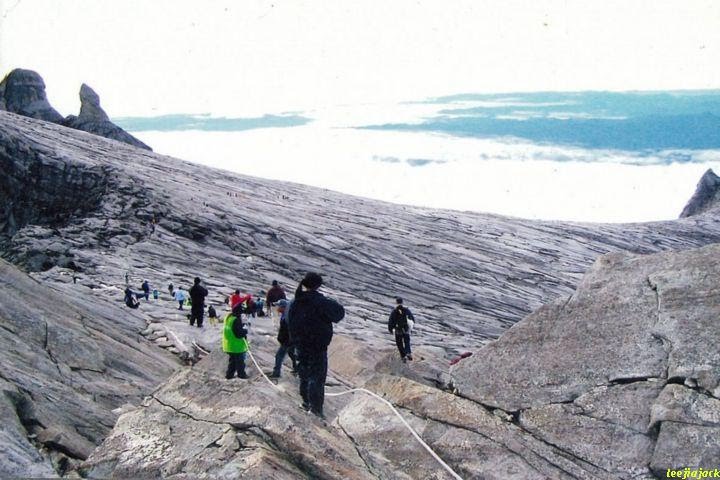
[245,346,464,480]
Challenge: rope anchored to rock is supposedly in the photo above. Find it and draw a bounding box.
[245,345,464,480]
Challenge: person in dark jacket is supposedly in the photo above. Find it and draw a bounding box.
[189,277,209,328]
[266,280,287,316]
[141,280,150,301]
[222,303,249,379]
[287,272,344,419]
[388,297,416,362]
[270,299,297,378]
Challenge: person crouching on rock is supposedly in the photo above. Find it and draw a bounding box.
[388,297,415,362]
[223,303,249,379]
[287,272,345,419]
[189,276,208,328]
[207,305,218,326]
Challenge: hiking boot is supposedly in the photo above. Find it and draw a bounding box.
[310,409,325,420]
[401,356,407,363]
[301,402,311,411]
[406,354,413,361]
[238,373,249,379]
[269,372,281,379]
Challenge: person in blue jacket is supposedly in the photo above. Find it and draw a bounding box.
[287,272,344,419]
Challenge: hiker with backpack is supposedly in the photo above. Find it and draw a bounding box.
[222,303,249,379]
[287,272,345,419]
[270,299,297,378]
[124,287,140,309]
[141,280,150,301]
[266,280,287,316]
[174,288,187,310]
[388,297,416,362]
[189,277,209,328]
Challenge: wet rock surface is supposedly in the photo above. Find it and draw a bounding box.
[1,110,720,477]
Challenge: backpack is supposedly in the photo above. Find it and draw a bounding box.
[125,294,139,309]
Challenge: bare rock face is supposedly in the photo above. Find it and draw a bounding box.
[63,83,152,151]
[0,69,64,123]
[0,258,181,477]
[453,243,720,478]
[679,168,720,217]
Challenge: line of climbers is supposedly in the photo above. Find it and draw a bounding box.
[222,272,417,420]
[124,271,418,421]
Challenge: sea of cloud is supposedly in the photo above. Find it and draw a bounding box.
[133,121,720,223]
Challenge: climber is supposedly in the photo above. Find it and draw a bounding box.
[141,280,150,301]
[388,297,416,362]
[270,299,297,378]
[124,287,140,309]
[265,280,287,316]
[208,305,219,326]
[189,277,208,328]
[174,287,187,310]
[223,303,249,379]
[229,288,252,310]
[287,272,345,419]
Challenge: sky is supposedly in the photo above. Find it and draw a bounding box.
[1,0,720,117]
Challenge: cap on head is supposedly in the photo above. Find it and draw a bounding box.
[235,288,240,295]
[395,297,403,305]
[194,277,201,285]
[301,272,323,290]
[272,280,279,286]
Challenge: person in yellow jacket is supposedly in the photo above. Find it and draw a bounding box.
[223,303,249,379]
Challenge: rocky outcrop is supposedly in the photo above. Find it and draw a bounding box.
[63,84,152,151]
[82,244,720,479]
[0,258,181,478]
[453,243,720,478]
[0,69,64,123]
[679,168,720,217]
[0,68,151,150]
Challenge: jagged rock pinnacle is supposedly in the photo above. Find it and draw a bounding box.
[0,69,64,123]
[77,83,110,123]
[679,168,720,218]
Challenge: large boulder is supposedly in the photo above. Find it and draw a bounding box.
[63,83,152,151]
[453,243,720,478]
[0,69,64,123]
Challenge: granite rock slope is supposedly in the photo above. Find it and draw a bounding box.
[0,258,181,478]
[83,244,720,479]
[2,109,720,356]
